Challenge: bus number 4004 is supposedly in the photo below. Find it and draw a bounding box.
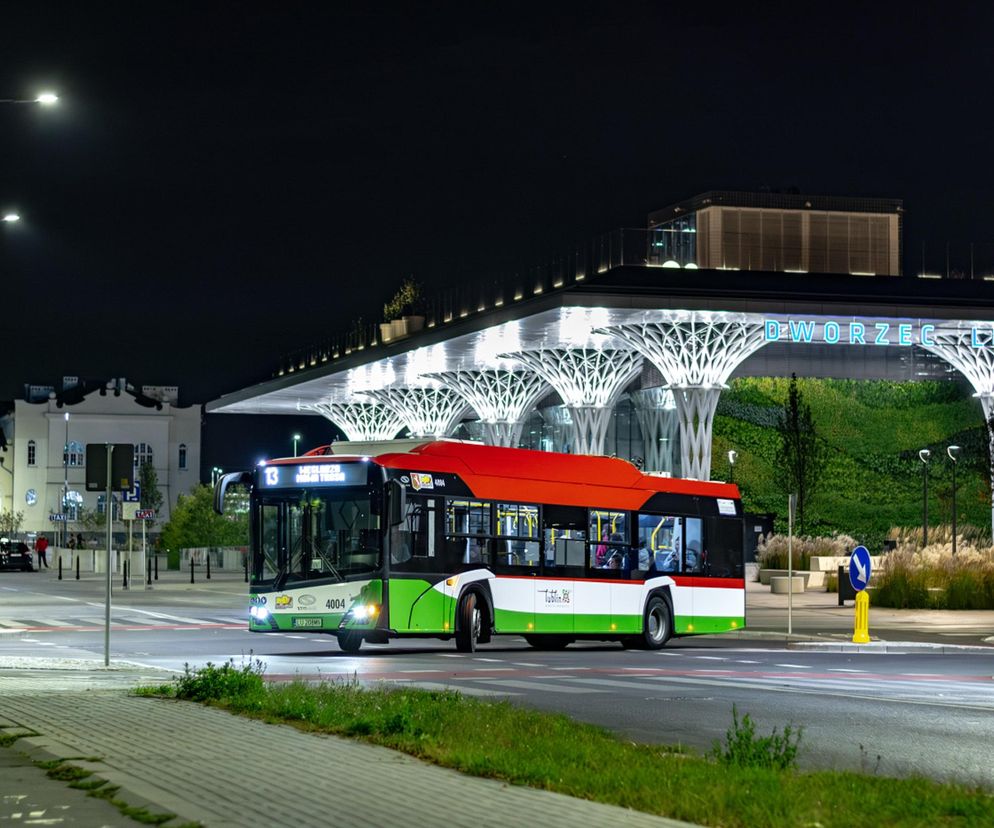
[326,598,347,610]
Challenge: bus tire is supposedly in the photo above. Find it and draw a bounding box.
[455,592,480,653]
[523,634,572,650]
[338,632,363,653]
[640,596,672,650]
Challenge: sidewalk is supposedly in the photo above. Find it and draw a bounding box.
[0,673,696,828]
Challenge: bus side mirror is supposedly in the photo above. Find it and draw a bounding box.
[213,471,253,515]
[389,479,407,526]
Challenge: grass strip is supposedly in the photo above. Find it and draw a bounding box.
[139,663,994,828]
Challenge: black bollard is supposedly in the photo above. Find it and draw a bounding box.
[206,553,211,580]
[123,560,129,590]
[244,554,249,583]
[147,558,152,586]
[190,557,195,584]
[58,556,63,581]
[75,555,80,580]
[154,555,159,581]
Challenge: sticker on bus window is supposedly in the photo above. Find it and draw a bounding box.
[411,473,434,491]
[716,498,737,516]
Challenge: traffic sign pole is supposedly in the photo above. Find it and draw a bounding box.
[848,545,873,644]
[104,444,113,668]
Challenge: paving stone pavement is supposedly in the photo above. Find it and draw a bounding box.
[1,692,695,828]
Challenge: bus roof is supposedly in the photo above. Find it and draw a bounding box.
[277,440,740,510]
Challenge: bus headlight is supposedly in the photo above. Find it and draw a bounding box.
[346,603,379,623]
[250,606,270,621]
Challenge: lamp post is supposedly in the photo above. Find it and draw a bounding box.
[211,466,223,486]
[63,412,70,547]
[947,445,961,555]
[0,92,59,106]
[292,434,302,457]
[2,212,19,223]
[727,449,738,483]
[919,449,930,547]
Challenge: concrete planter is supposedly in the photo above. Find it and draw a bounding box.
[760,569,811,588]
[379,322,394,343]
[770,575,806,594]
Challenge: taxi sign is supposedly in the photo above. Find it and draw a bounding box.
[848,545,872,592]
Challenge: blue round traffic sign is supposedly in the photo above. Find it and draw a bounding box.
[848,545,872,592]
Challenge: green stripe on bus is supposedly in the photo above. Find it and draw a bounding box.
[388,578,455,633]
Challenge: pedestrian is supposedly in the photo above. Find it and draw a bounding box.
[35,534,50,569]
[76,532,84,549]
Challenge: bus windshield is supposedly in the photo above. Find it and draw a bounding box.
[256,485,382,585]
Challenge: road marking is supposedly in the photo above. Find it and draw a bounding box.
[472,667,514,672]
[407,681,519,697]
[437,653,465,658]
[397,669,443,674]
[695,655,727,661]
[776,664,812,669]
[511,662,545,667]
[472,657,504,662]
[551,666,588,670]
[736,660,760,664]
[829,668,866,673]
[476,678,604,694]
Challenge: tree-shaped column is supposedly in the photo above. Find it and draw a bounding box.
[598,313,768,480]
[358,386,469,438]
[499,349,642,456]
[297,401,405,442]
[425,369,547,447]
[630,387,679,474]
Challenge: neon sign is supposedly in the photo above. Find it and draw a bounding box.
[764,319,994,347]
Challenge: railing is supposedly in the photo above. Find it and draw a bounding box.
[275,228,689,376]
[916,242,994,281]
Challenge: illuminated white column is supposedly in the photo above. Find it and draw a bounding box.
[426,370,547,447]
[920,324,994,541]
[598,313,767,480]
[359,386,469,438]
[297,401,405,442]
[500,349,643,456]
[630,387,678,474]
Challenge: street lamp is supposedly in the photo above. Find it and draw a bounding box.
[292,434,302,457]
[727,449,738,483]
[211,466,223,486]
[63,412,70,546]
[0,91,59,105]
[947,445,961,555]
[2,213,19,223]
[919,449,930,547]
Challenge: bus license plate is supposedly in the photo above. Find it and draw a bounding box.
[292,617,322,628]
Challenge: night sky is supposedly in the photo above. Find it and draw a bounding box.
[2,3,994,466]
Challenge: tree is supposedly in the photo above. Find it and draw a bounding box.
[0,507,24,536]
[139,462,164,518]
[775,374,826,534]
[159,484,248,552]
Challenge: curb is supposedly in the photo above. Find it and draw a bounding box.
[789,640,994,654]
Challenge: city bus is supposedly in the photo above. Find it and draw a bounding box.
[214,439,745,653]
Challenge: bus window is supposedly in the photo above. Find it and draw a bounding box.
[684,517,703,573]
[494,503,539,567]
[257,503,279,580]
[638,514,681,573]
[589,510,628,569]
[445,499,493,568]
[544,528,585,568]
[705,517,744,578]
[390,496,437,568]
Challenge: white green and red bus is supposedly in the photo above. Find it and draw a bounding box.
[214,439,745,653]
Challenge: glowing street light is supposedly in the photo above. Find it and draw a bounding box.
[2,213,19,223]
[727,449,738,483]
[292,434,302,457]
[0,91,59,105]
[947,444,961,556]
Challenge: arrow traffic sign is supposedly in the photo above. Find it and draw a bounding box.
[848,545,872,592]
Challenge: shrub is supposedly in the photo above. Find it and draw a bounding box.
[709,705,802,771]
[756,532,858,571]
[872,546,994,609]
[174,658,266,702]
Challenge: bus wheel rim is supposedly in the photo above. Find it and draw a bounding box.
[648,607,664,641]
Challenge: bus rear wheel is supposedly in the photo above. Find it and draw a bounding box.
[338,632,363,653]
[455,593,481,653]
[638,596,672,650]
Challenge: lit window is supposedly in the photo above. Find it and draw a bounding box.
[64,441,84,467]
[178,443,187,470]
[27,440,36,467]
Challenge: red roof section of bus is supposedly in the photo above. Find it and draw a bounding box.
[377,442,740,508]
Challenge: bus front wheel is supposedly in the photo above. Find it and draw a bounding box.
[638,596,672,650]
[338,632,363,653]
[455,593,481,653]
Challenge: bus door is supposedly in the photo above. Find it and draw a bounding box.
[537,505,585,634]
[493,503,540,633]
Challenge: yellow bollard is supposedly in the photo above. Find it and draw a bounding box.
[852,590,870,644]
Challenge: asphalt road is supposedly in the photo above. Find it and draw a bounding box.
[3,571,994,787]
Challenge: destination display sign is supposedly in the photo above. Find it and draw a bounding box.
[260,462,367,489]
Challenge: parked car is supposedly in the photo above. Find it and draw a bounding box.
[0,540,34,572]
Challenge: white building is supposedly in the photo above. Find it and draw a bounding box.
[0,380,200,536]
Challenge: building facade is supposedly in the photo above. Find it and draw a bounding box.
[0,380,200,537]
